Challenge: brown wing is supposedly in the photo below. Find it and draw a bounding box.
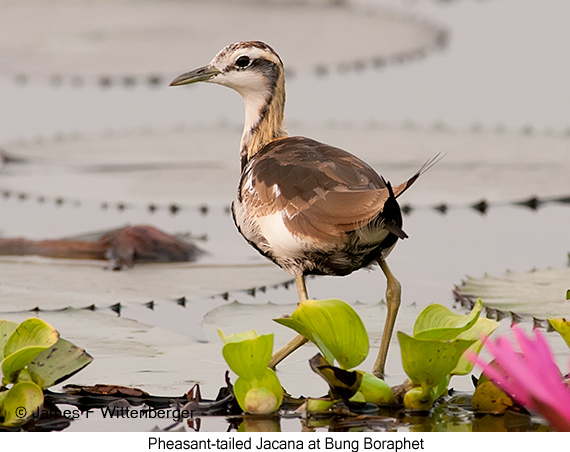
[240,137,393,241]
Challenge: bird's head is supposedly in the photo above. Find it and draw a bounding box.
[170,41,284,98]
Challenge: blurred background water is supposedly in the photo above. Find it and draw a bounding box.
[0,0,569,431]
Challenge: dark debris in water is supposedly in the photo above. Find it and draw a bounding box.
[0,225,205,270]
[2,371,549,432]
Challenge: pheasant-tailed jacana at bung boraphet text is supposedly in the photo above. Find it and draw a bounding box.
[170,41,439,378]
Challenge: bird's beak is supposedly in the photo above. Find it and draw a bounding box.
[169,65,221,86]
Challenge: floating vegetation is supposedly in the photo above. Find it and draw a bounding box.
[454,267,570,319]
[0,318,92,429]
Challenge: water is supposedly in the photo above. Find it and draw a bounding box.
[1,0,569,431]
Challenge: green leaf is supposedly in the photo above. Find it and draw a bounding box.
[233,368,282,414]
[4,318,59,357]
[548,318,570,348]
[472,380,513,413]
[217,329,258,344]
[28,338,94,389]
[451,316,499,375]
[2,319,59,384]
[308,353,362,401]
[306,397,335,413]
[220,331,273,381]
[432,374,451,400]
[0,320,19,362]
[355,371,394,405]
[398,332,475,390]
[0,381,44,427]
[274,298,369,369]
[403,386,434,411]
[413,301,483,341]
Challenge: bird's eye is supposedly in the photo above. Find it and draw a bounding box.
[235,55,251,68]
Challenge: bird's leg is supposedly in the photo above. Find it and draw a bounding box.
[295,273,308,301]
[268,274,309,369]
[372,258,402,379]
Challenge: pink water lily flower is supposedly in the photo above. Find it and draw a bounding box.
[467,326,570,431]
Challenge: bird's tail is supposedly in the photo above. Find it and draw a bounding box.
[392,152,444,199]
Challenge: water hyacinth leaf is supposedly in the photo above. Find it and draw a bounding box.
[2,319,59,384]
[472,380,514,414]
[0,320,19,361]
[27,338,94,389]
[309,353,362,400]
[355,371,394,405]
[0,381,44,427]
[306,397,335,413]
[432,375,451,401]
[403,386,434,411]
[548,318,570,348]
[16,368,33,383]
[217,329,258,344]
[220,330,273,382]
[275,298,369,369]
[233,368,282,414]
[452,316,500,375]
[398,332,475,390]
[413,301,483,341]
[4,318,59,357]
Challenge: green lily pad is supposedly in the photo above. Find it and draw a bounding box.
[275,298,369,369]
[27,338,93,389]
[398,332,475,390]
[220,331,273,382]
[2,318,59,384]
[0,381,44,427]
[454,267,570,318]
[548,318,570,348]
[413,300,483,341]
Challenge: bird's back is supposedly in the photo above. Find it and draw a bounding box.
[233,137,404,276]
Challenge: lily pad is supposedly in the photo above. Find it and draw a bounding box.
[0,1,444,82]
[0,256,291,312]
[454,267,570,318]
